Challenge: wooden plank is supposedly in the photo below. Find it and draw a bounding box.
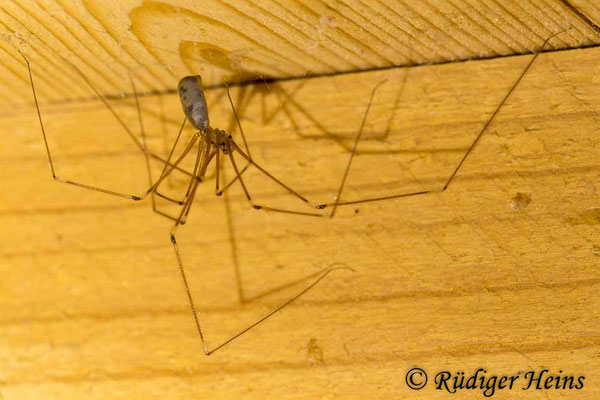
[1,0,600,107]
[1,40,599,398]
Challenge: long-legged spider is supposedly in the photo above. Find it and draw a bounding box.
[19,30,561,354]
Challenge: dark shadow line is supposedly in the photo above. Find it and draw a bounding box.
[240,265,348,304]
[1,277,597,327]
[14,42,600,109]
[221,166,246,304]
[559,0,600,34]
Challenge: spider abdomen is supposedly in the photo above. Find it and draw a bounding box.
[178,76,209,131]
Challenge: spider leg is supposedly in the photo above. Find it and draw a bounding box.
[170,212,353,356]
[222,83,323,216]
[132,74,189,222]
[317,32,562,212]
[226,145,323,217]
[224,83,252,159]
[21,50,195,202]
[215,163,250,196]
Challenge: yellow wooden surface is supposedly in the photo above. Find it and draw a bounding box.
[1,2,600,400]
[1,0,600,107]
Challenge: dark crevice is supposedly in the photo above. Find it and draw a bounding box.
[14,41,600,110]
[559,0,600,34]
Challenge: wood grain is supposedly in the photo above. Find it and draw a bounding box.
[1,2,600,400]
[1,39,600,398]
[1,0,600,108]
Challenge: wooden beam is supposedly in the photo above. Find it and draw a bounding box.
[0,39,599,398]
[1,0,599,107]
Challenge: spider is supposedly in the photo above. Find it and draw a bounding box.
[18,30,560,355]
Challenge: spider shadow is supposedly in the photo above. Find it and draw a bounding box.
[126,80,349,307]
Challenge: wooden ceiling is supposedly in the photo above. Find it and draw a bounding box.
[1,0,599,107]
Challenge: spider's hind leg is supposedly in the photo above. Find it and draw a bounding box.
[318,32,562,215]
[224,140,324,217]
